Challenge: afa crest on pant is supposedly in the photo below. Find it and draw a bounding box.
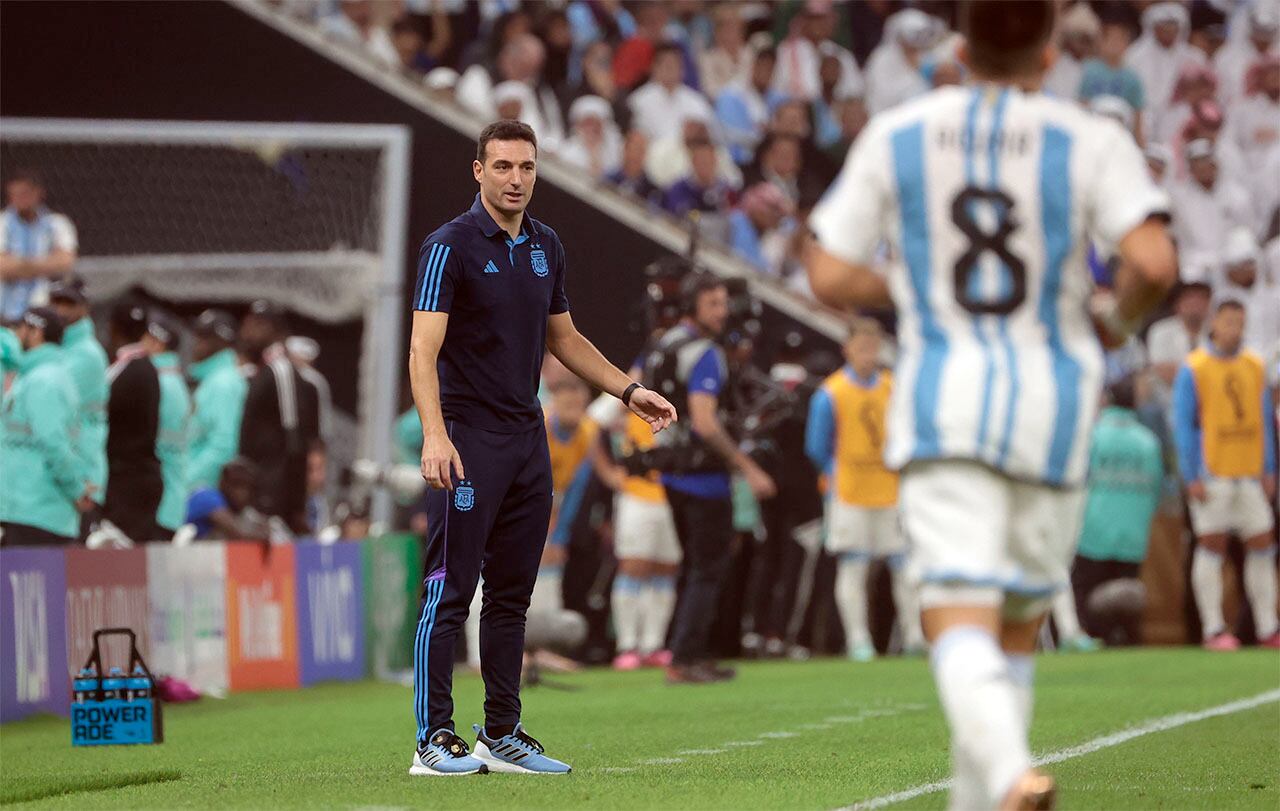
[529,249,549,277]
[454,482,475,511]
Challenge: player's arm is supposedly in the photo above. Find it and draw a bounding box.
[409,310,464,490]
[0,248,75,280]
[806,120,892,311]
[687,391,776,499]
[546,311,676,433]
[1088,123,1179,343]
[804,388,836,473]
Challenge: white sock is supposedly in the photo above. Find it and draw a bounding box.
[639,574,676,654]
[930,626,1032,803]
[947,744,987,811]
[835,554,872,651]
[889,558,924,651]
[611,574,643,652]
[1243,547,1279,639]
[1051,589,1084,641]
[1191,547,1226,637]
[1005,653,1035,735]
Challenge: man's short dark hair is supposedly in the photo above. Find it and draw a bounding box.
[477,119,538,163]
[1216,299,1245,314]
[681,271,726,315]
[959,0,1055,78]
[6,168,44,188]
[653,43,684,64]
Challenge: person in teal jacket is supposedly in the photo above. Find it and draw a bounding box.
[0,307,90,544]
[49,278,108,519]
[0,325,20,374]
[1072,376,1164,645]
[143,312,191,535]
[186,309,246,490]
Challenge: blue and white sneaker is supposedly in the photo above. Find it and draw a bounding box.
[409,728,489,776]
[473,723,572,774]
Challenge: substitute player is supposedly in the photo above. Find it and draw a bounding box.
[806,2,1177,807]
[806,318,924,662]
[407,120,675,777]
[1172,301,1278,651]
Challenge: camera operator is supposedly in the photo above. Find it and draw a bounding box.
[644,272,776,684]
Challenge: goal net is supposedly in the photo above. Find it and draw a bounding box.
[0,118,411,523]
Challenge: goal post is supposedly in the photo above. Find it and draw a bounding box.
[0,117,411,526]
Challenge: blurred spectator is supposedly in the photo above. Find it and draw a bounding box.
[768,98,814,142]
[320,0,399,69]
[1225,55,1280,173]
[559,95,623,179]
[1089,95,1137,137]
[104,299,163,542]
[424,66,459,102]
[1043,2,1099,100]
[1215,3,1279,109]
[606,128,660,206]
[0,307,88,546]
[812,52,858,150]
[287,335,333,440]
[142,311,191,538]
[537,8,575,94]
[1170,139,1254,277]
[238,300,321,534]
[821,97,869,166]
[185,458,270,542]
[613,0,676,91]
[187,309,247,491]
[715,46,784,164]
[48,277,107,533]
[1144,142,1173,188]
[1081,18,1147,141]
[391,10,451,77]
[743,134,814,208]
[1172,99,1245,183]
[628,43,714,142]
[1213,227,1280,358]
[699,2,751,100]
[459,34,565,147]
[305,442,330,534]
[1187,3,1227,64]
[1071,376,1163,646]
[1125,2,1204,133]
[0,169,78,323]
[728,182,794,274]
[662,138,735,220]
[645,116,741,189]
[1152,63,1217,146]
[567,0,635,53]
[772,1,863,103]
[924,56,965,90]
[332,499,372,541]
[574,41,622,112]
[1146,281,1212,394]
[863,8,935,115]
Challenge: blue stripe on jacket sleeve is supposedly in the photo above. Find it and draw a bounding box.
[1171,364,1202,481]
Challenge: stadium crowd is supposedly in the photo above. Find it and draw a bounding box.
[1,0,1277,678]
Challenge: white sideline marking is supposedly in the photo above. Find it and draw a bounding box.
[677,748,728,756]
[639,757,685,766]
[799,723,834,731]
[596,766,639,774]
[758,731,800,739]
[840,689,1280,811]
[724,740,765,747]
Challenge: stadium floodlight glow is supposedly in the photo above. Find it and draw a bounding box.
[0,117,411,525]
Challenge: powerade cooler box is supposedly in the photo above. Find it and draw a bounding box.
[71,628,164,746]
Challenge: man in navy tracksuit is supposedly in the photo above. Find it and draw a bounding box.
[406,120,676,777]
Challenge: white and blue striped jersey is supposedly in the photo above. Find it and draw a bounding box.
[0,206,78,321]
[810,84,1167,487]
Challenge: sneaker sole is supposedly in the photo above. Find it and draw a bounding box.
[474,743,571,775]
[409,762,489,777]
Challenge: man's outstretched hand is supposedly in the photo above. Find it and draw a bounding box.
[627,388,677,433]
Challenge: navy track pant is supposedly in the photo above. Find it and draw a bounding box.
[412,420,552,742]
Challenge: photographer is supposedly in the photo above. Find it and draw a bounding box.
[644,273,776,684]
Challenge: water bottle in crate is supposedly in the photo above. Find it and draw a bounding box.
[70,628,164,746]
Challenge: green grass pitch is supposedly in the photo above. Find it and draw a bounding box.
[2,648,1277,809]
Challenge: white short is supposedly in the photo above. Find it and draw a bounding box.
[1188,478,1275,539]
[900,461,1086,619]
[613,493,681,564]
[825,501,905,558]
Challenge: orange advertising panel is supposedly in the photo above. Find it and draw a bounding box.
[225,543,299,690]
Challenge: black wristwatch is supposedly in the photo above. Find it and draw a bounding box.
[621,382,643,406]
